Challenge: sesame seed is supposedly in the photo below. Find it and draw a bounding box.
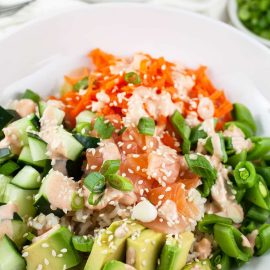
[52,250,56,257]
[60,248,67,253]
[22,252,29,257]
[36,264,43,270]
[41,243,49,248]
[44,259,49,265]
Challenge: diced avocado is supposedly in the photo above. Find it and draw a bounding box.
[24,225,80,270]
[127,229,166,270]
[0,219,28,248]
[0,235,26,270]
[3,183,37,218]
[183,260,211,270]
[84,220,145,270]
[0,174,11,202]
[158,232,194,270]
[103,260,134,270]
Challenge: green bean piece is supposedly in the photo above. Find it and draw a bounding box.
[170,110,191,140]
[210,249,231,270]
[234,186,246,203]
[204,133,227,163]
[255,224,270,256]
[182,139,191,155]
[256,166,270,188]
[189,124,207,145]
[214,223,252,262]
[246,205,270,223]
[247,137,270,161]
[106,174,133,191]
[245,175,270,210]
[185,154,217,181]
[197,177,215,198]
[100,160,120,176]
[232,103,256,133]
[224,121,254,138]
[233,161,256,188]
[240,220,257,235]
[227,151,247,168]
[198,214,233,234]
[224,137,235,156]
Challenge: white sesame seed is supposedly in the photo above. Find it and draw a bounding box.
[60,248,67,253]
[44,259,49,265]
[52,250,56,257]
[22,252,29,257]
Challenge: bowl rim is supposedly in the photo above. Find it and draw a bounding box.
[227,0,270,47]
[1,2,270,54]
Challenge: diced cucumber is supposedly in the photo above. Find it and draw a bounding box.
[73,134,100,149]
[21,89,41,103]
[38,101,47,117]
[3,183,37,218]
[0,106,14,130]
[76,110,95,124]
[28,133,48,161]
[0,174,11,202]
[58,129,84,161]
[18,146,47,168]
[34,194,64,217]
[0,148,13,164]
[11,166,41,189]
[8,114,38,145]
[0,220,29,248]
[0,160,20,176]
[0,235,26,270]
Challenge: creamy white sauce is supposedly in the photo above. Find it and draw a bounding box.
[197,97,214,120]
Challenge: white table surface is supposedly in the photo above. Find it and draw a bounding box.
[0,0,229,40]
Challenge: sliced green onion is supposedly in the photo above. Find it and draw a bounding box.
[118,126,127,136]
[240,220,257,235]
[232,103,256,133]
[137,117,155,136]
[198,177,215,198]
[88,192,103,205]
[71,193,84,211]
[170,110,191,140]
[224,137,235,155]
[94,116,115,139]
[124,72,141,85]
[210,249,231,270]
[246,205,270,223]
[72,235,94,252]
[198,214,233,234]
[255,224,270,256]
[0,106,14,130]
[234,186,246,203]
[84,172,106,194]
[21,89,41,103]
[213,223,252,262]
[74,77,89,91]
[227,151,247,168]
[233,161,256,188]
[74,122,92,135]
[245,175,270,210]
[184,154,217,181]
[106,174,133,191]
[189,124,207,145]
[205,133,227,163]
[26,232,36,242]
[100,160,120,176]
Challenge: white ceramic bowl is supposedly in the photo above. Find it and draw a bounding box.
[228,0,270,47]
[0,4,270,269]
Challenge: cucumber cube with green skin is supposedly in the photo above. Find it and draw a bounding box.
[0,219,28,248]
[3,183,37,218]
[11,165,41,189]
[103,260,135,270]
[183,260,211,270]
[84,221,145,270]
[127,229,166,270]
[158,232,194,270]
[0,174,11,202]
[18,146,47,168]
[24,225,81,270]
[0,235,26,270]
[76,110,96,124]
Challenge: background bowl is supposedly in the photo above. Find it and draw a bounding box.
[228,0,270,47]
[0,5,270,268]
